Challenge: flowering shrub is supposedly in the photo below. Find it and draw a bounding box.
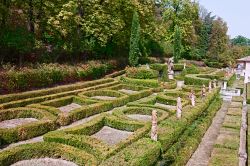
[0,61,118,94]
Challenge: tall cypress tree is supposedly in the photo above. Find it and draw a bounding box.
[173,25,182,63]
[129,11,140,66]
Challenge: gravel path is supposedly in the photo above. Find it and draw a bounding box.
[0,118,38,129]
[11,158,78,166]
[91,96,117,100]
[186,101,230,166]
[127,114,151,122]
[118,89,138,94]
[58,103,82,113]
[91,126,133,146]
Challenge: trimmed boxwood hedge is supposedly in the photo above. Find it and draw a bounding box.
[0,80,120,110]
[112,107,169,122]
[158,88,220,152]
[125,67,159,79]
[247,83,250,104]
[150,63,168,82]
[44,114,150,160]
[100,138,161,166]
[0,78,114,105]
[184,74,222,86]
[0,107,57,145]
[120,76,160,88]
[161,96,222,165]
[0,142,98,166]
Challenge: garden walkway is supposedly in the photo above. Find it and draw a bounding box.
[186,101,230,166]
[186,81,241,166]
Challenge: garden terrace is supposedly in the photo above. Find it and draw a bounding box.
[0,63,235,166]
[208,96,243,165]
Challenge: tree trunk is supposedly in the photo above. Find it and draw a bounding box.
[28,0,35,33]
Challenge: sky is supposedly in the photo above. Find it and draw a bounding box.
[198,0,250,39]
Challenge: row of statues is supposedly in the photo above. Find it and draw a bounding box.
[151,80,218,141]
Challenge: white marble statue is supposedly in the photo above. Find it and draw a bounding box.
[151,110,158,141]
[209,81,212,92]
[201,84,206,100]
[189,90,196,107]
[213,79,217,88]
[223,81,227,90]
[168,57,174,80]
[177,97,182,118]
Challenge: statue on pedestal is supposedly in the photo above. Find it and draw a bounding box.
[213,79,217,88]
[151,110,158,141]
[209,81,212,92]
[201,84,206,100]
[177,97,182,119]
[189,90,196,107]
[168,57,174,80]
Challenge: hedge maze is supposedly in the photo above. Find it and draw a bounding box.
[0,64,235,166]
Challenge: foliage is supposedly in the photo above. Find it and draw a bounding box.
[173,25,182,62]
[0,61,117,94]
[129,11,141,66]
[126,67,159,79]
[231,35,250,46]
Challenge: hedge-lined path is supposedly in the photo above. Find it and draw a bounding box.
[12,158,78,166]
[186,101,230,166]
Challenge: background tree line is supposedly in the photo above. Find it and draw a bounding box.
[0,0,249,67]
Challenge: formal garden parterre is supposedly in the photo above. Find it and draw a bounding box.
[0,63,238,166]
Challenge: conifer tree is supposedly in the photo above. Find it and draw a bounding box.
[129,11,140,66]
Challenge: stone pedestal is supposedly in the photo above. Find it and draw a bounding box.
[209,82,212,92]
[223,82,227,90]
[151,110,158,141]
[177,97,182,119]
[168,70,174,80]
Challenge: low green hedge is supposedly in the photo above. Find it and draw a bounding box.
[125,67,159,79]
[112,107,169,122]
[184,74,221,86]
[186,65,200,74]
[247,83,250,104]
[100,138,161,166]
[173,64,185,71]
[0,61,116,94]
[227,74,236,87]
[0,142,98,166]
[105,70,126,78]
[44,114,149,160]
[0,80,119,109]
[120,76,160,88]
[158,89,220,152]
[161,96,222,165]
[161,79,177,89]
[0,107,57,145]
[150,63,168,82]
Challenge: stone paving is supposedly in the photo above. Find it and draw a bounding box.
[0,118,38,129]
[11,158,78,166]
[91,126,133,146]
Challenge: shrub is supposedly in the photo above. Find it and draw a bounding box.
[100,138,161,166]
[129,11,140,66]
[0,61,118,94]
[186,65,200,74]
[126,67,158,79]
[120,76,160,88]
[0,107,57,145]
[0,142,98,166]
